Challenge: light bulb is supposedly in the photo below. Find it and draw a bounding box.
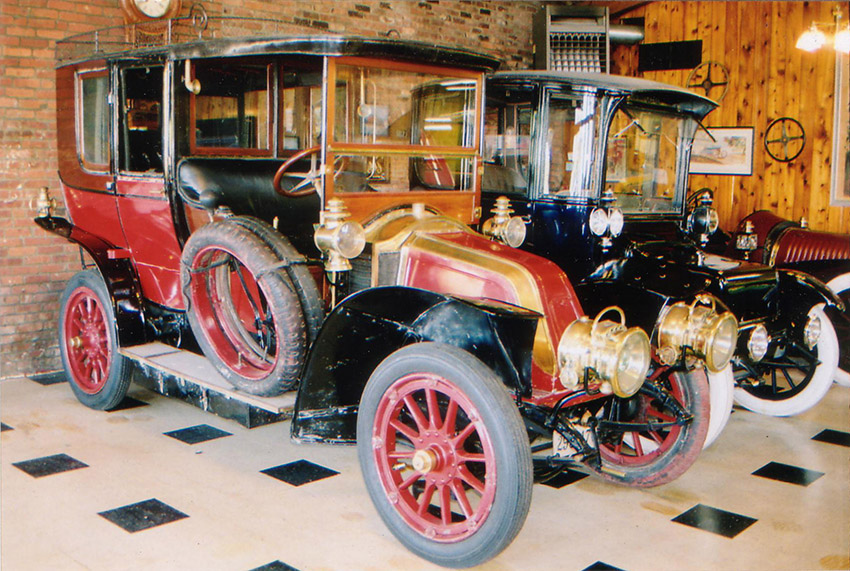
[835,27,850,54]
[796,25,827,52]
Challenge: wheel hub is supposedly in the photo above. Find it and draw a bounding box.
[412,448,438,473]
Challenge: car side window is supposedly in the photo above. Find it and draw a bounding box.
[543,92,598,198]
[119,65,164,173]
[77,70,110,172]
[483,87,534,195]
[191,60,272,155]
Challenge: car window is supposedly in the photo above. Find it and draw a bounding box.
[330,60,479,194]
[483,85,534,195]
[605,106,691,214]
[119,65,164,173]
[191,61,271,154]
[77,70,110,171]
[542,91,601,199]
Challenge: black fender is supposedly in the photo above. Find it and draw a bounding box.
[776,269,843,318]
[35,216,147,346]
[290,286,539,444]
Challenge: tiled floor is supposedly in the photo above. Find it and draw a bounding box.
[2,374,848,570]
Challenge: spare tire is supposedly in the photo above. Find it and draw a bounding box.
[181,219,307,395]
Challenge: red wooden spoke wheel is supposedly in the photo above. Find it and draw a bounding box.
[357,343,531,568]
[58,270,131,410]
[64,286,112,394]
[594,365,710,487]
[372,372,497,542]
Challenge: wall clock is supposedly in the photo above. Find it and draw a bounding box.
[121,0,182,22]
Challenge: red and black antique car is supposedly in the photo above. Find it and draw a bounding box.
[37,16,711,567]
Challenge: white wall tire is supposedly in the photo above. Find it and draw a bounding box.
[704,365,734,448]
[733,305,839,416]
[826,273,850,387]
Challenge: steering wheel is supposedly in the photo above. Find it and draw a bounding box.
[273,147,351,197]
[273,146,323,197]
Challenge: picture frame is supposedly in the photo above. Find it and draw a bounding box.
[830,53,849,206]
[689,127,754,176]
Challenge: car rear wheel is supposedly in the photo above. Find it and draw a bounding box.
[181,219,307,396]
[733,305,838,416]
[59,270,131,410]
[357,343,532,568]
[593,364,710,487]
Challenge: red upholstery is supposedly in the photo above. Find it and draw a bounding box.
[773,228,850,264]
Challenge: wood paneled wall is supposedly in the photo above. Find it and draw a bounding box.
[610,1,849,234]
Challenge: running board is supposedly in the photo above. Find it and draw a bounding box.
[119,342,296,428]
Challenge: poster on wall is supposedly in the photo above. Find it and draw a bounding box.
[831,54,849,206]
[689,127,754,176]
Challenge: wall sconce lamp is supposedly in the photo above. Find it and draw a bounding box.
[796,7,850,53]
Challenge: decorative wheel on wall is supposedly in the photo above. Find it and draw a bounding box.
[686,61,730,102]
[764,117,806,162]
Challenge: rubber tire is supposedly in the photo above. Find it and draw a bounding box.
[826,273,850,387]
[704,365,734,448]
[58,270,132,410]
[357,343,532,569]
[181,219,306,396]
[228,216,323,344]
[733,305,839,416]
[593,366,710,488]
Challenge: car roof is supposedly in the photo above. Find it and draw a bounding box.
[57,20,501,72]
[489,70,717,118]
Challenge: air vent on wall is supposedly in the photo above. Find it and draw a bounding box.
[534,5,610,73]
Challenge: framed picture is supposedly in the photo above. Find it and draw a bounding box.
[831,53,849,205]
[689,127,754,176]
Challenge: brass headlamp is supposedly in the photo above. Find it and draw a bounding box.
[558,306,651,398]
[482,196,526,248]
[314,198,366,273]
[656,294,738,372]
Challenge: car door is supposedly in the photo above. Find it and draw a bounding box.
[114,62,184,309]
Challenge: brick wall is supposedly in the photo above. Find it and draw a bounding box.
[0,0,539,378]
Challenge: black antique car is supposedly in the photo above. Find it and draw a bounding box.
[716,208,850,386]
[34,17,715,567]
[481,70,841,419]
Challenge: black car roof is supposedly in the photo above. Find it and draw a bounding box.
[57,18,501,71]
[489,70,717,118]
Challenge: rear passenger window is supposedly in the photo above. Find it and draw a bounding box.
[77,71,109,171]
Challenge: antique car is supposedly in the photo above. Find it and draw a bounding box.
[480,70,841,419]
[36,17,713,567]
[716,208,849,385]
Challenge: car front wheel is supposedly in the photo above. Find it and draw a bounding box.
[357,343,532,568]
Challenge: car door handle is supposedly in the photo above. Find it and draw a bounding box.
[106,181,115,191]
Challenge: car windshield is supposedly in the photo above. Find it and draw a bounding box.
[604,106,696,214]
[329,60,479,194]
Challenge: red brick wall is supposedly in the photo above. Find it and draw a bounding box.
[0,0,539,378]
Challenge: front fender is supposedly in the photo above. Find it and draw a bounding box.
[290,286,539,444]
[34,216,146,346]
[777,269,843,316]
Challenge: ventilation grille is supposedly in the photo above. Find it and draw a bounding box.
[548,32,607,73]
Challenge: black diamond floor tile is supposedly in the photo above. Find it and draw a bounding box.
[12,453,88,478]
[583,562,626,571]
[164,424,233,444]
[1,422,13,432]
[28,371,66,385]
[98,498,188,532]
[537,466,589,489]
[261,459,339,486]
[672,504,757,538]
[109,396,149,411]
[250,560,301,571]
[752,461,824,486]
[812,428,850,448]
